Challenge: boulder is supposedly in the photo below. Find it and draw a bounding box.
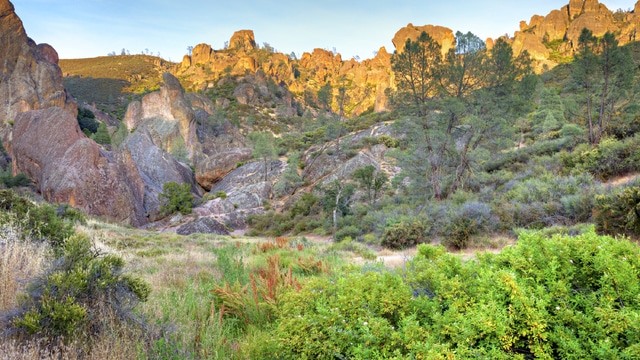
[569,0,584,19]
[176,217,229,236]
[12,107,146,225]
[566,11,617,48]
[195,147,252,190]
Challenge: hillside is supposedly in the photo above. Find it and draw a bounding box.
[59,55,173,118]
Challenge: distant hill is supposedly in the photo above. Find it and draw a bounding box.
[59,55,173,118]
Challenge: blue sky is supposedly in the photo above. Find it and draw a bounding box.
[11,0,635,62]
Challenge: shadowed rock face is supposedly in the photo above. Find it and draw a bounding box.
[12,107,147,225]
[0,0,76,146]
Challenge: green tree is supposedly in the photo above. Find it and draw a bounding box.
[159,181,194,215]
[250,132,278,182]
[274,152,304,197]
[571,29,632,144]
[77,107,99,134]
[317,82,333,110]
[352,165,388,206]
[392,31,532,200]
[92,122,111,145]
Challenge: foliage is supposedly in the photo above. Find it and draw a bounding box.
[258,271,414,359]
[0,190,75,248]
[594,181,640,238]
[352,165,388,206]
[159,181,194,216]
[381,219,427,249]
[564,135,640,180]
[440,201,496,249]
[77,107,99,134]
[9,234,150,346]
[0,168,31,188]
[257,229,640,358]
[91,121,112,145]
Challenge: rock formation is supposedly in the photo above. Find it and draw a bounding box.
[507,0,640,70]
[12,107,147,225]
[174,29,393,116]
[0,0,75,145]
[392,23,455,57]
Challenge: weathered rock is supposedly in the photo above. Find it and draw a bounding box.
[191,43,213,65]
[566,11,617,48]
[392,23,455,56]
[120,126,201,221]
[12,107,146,225]
[176,216,229,235]
[124,72,197,156]
[195,147,252,190]
[511,32,550,61]
[569,0,584,19]
[0,0,75,145]
[229,30,257,51]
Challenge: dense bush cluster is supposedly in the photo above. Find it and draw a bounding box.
[253,229,640,359]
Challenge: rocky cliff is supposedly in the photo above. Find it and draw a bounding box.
[502,0,640,70]
[0,0,76,146]
[173,30,394,117]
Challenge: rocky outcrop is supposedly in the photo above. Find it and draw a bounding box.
[12,107,146,225]
[193,160,286,228]
[509,0,640,70]
[124,72,197,156]
[0,0,75,145]
[392,23,455,57]
[176,216,229,235]
[229,30,257,52]
[195,148,252,191]
[120,127,201,221]
[174,28,393,116]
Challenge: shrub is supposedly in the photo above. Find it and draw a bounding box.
[77,107,99,134]
[334,225,361,242]
[381,220,427,249]
[159,182,194,216]
[8,234,150,346]
[0,169,31,188]
[441,202,496,249]
[0,190,75,248]
[594,182,640,239]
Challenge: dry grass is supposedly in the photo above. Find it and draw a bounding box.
[0,228,50,311]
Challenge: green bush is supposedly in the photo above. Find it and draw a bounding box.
[381,220,427,249]
[0,190,75,248]
[159,182,194,216]
[259,229,640,358]
[594,182,640,238]
[258,271,413,359]
[9,234,150,345]
[334,224,361,242]
[77,107,99,134]
[0,169,31,188]
[441,201,496,249]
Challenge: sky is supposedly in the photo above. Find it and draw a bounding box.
[11,0,637,62]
